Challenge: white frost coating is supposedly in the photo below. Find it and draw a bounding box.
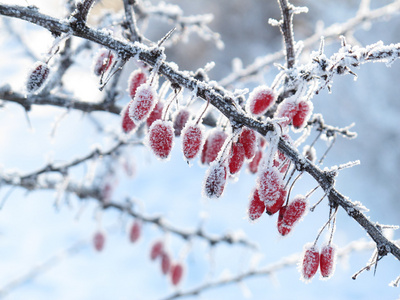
[203,161,227,199]
[128,83,157,124]
[146,120,175,161]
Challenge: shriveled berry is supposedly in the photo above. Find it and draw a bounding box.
[266,186,286,215]
[161,252,171,275]
[26,61,50,92]
[129,83,157,124]
[182,122,205,160]
[203,162,227,199]
[258,167,283,205]
[248,189,265,221]
[292,99,313,129]
[129,221,141,243]
[228,142,245,175]
[150,241,163,261]
[301,244,320,282]
[248,150,263,174]
[173,109,191,136]
[146,101,164,128]
[246,85,276,116]
[170,263,184,286]
[239,127,257,160]
[147,120,174,160]
[121,100,137,133]
[93,48,113,76]
[128,69,147,99]
[320,244,336,278]
[93,231,105,252]
[201,129,228,165]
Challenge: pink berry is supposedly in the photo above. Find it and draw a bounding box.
[170,263,184,286]
[292,100,313,129]
[246,85,276,116]
[258,167,283,206]
[93,231,105,252]
[128,69,147,99]
[129,221,141,243]
[320,244,336,278]
[301,244,320,282]
[26,61,50,92]
[173,109,191,136]
[248,150,263,174]
[146,101,164,128]
[121,100,137,133]
[150,241,163,261]
[93,48,113,76]
[239,127,257,160]
[182,122,204,160]
[228,142,245,175]
[129,83,157,124]
[248,189,265,221]
[147,120,174,160]
[203,162,227,199]
[161,252,171,275]
[201,129,228,165]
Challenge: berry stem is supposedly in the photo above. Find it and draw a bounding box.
[195,94,210,126]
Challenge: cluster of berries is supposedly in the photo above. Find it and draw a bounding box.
[301,243,336,282]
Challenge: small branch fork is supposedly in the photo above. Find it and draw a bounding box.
[0,2,400,268]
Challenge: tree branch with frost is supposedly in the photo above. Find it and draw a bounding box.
[308,114,357,139]
[0,2,400,272]
[219,0,400,87]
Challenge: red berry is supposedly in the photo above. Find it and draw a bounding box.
[173,109,191,136]
[248,150,263,174]
[320,244,336,278]
[258,167,283,206]
[248,189,265,221]
[170,263,184,286]
[146,101,164,128]
[277,206,290,236]
[129,221,141,243]
[246,85,276,116]
[129,83,157,124]
[239,127,257,160]
[266,186,286,215]
[203,162,227,199]
[228,142,245,175]
[93,48,113,76]
[277,195,307,236]
[201,129,228,165]
[150,241,163,261]
[26,61,50,92]
[301,244,320,282]
[292,100,313,130]
[161,252,171,275]
[93,231,105,252]
[121,100,137,133]
[182,122,205,160]
[147,120,174,160]
[128,69,147,99]
[275,97,297,127]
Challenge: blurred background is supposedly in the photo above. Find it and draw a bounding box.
[0,0,399,299]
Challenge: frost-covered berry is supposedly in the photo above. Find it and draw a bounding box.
[129,221,141,243]
[277,195,307,236]
[228,142,245,175]
[201,129,228,165]
[150,241,164,261]
[161,252,171,275]
[129,83,157,124]
[26,61,50,93]
[320,244,336,278]
[128,69,147,99]
[182,122,205,161]
[170,263,184,286]
[246,85,276,116]
[146,101,164,128]
[203,161,227,199]
[121,100,137,133]
[292,99,313,129]
[277,206,290,235]
[147,120,174,160]
[93,48,113,76]
[248,189,265,221]
[173,109,191,136]
[239,127,257,160]
[258,167,283,205]
[248,150,263,174]
[93,231,105,252]
[301,244,320,282]
[266,186,286,215]
[275,97,297,127]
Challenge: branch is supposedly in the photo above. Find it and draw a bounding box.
[277,0,297,69]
